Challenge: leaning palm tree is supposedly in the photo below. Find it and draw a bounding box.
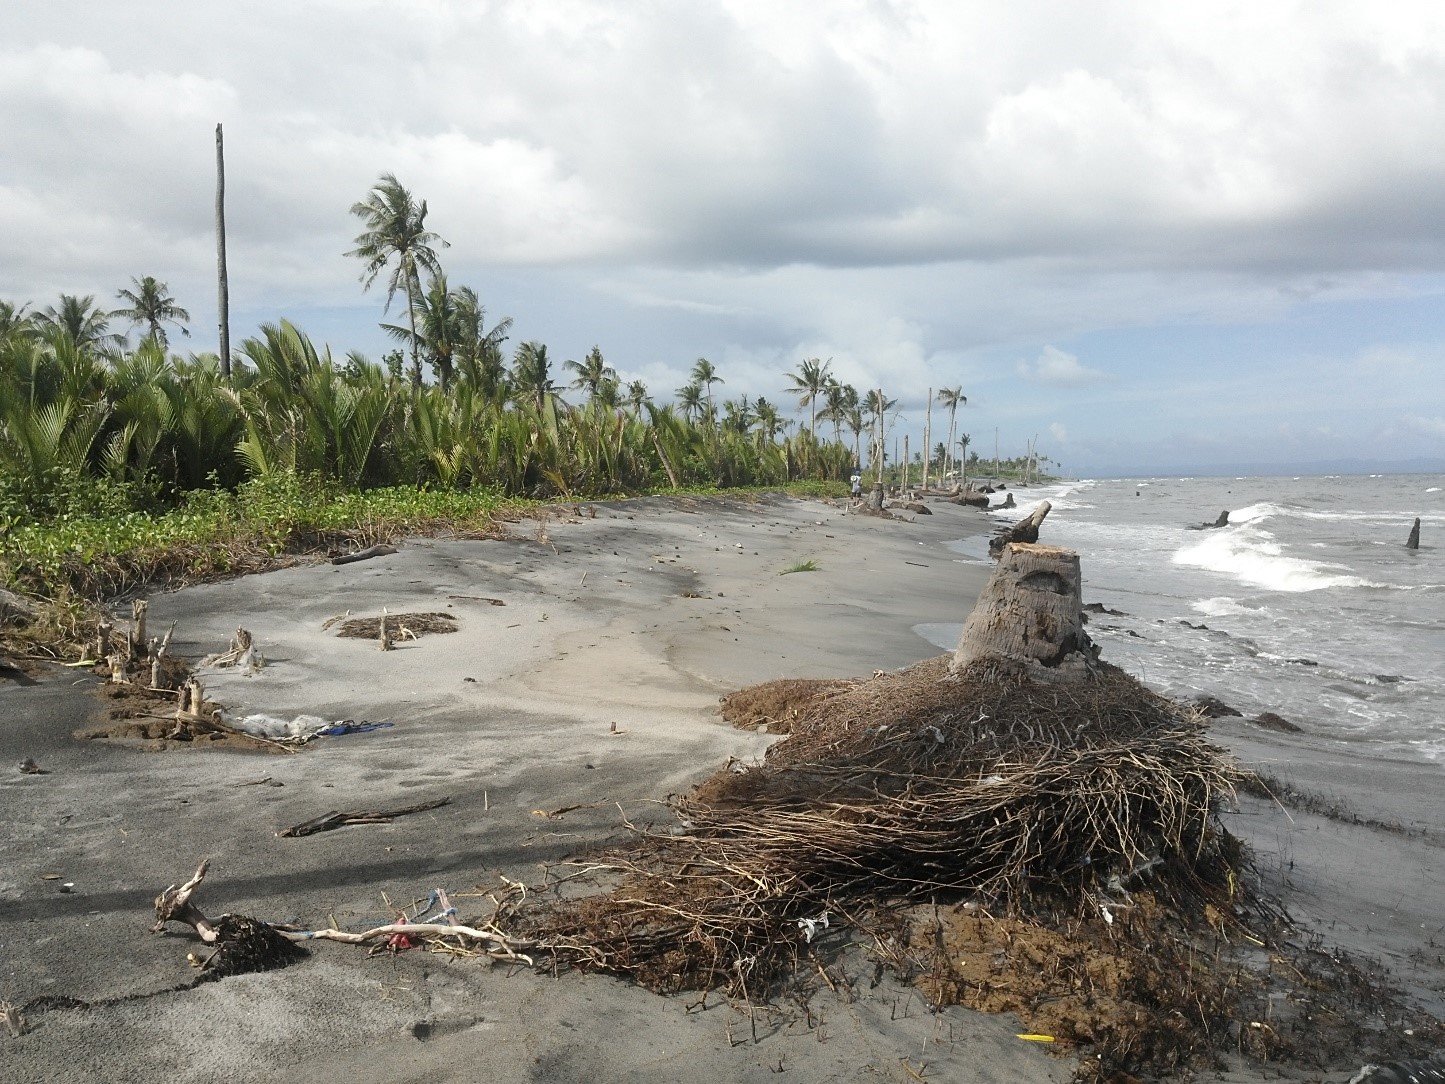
[784,357,832,434]
[936,385,966,480]
[113,276,191,347]
[347,174,449,389]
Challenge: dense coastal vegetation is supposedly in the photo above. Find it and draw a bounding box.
[0,175,1059,630]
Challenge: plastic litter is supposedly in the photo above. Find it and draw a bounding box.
[316,720,394,737]
[796,911,831,943]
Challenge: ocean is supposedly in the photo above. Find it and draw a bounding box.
[918,474,1445,765]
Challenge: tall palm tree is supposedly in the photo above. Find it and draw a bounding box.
[564,346,617,401]
[866,389,897,482]
[347,174,449,389]
[113,276,190,346]
[784,357,832,433]
[511,341,560,412]
[382,272,458,389]
[625,379,649,415]
[722,394,753,435]
[675,380,705,422]
[32,295,123,354]
[820,380,856,446]
[844,403,866,468]
[753,397,783,444]
[452,286,512,397]
[690,357,723,410]
[936,386,966,480]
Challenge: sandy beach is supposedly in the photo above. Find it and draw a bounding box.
[1,493,1441,1083]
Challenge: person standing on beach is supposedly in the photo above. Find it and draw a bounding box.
[850,469,863,501]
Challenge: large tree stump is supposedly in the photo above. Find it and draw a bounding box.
[952,542,1098,682]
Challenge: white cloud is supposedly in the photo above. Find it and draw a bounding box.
[1017,346,1112,386]
[1404,415,1445,439]
[1050,422,1068,443]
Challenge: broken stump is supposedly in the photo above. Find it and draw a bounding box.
[952,542,1098,682]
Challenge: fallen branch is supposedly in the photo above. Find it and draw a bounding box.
[277,797,451,837]
[331,544,397,566]
[152,860,533,970]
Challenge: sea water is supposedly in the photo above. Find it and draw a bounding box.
[921,475,1445,764]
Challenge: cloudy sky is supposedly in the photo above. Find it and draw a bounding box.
[4,1,1445,475]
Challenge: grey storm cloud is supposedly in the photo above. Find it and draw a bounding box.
[4,1,1445,472]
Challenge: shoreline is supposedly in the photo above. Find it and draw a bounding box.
[1,493,1441,1081]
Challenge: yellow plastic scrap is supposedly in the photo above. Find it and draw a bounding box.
[1016,1034,1056,1043]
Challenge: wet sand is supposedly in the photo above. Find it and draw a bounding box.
[1,493,1440,1083]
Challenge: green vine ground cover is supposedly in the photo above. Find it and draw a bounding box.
[0,473,845,659]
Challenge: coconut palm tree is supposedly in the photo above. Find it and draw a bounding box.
[113,276,191,347]
[451,286,512,398]
[32,295,123,354]
[753,397,784,444]
[675,380,705,423]
[784,357,832,434]
[347,174,449,389]
[0,301,34,342]
[865,389,897,482]
[511,341,560,412]
[936,385,966,480]
[722,394,753,435]
[844,404,866,468]
[625,379,649,415]
[564,346,617,401]
[690,357,723,410]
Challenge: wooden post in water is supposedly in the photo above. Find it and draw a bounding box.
[215,123,231,380]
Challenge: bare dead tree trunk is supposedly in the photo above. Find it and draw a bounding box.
[215,123,231,380]
[952,542,1098,682]
[869,483,885,512]
[922,387,932,492]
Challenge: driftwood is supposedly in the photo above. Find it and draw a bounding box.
[1407,518,1421,550]
[153,859,532,965]
[1189,511,1230,531]
[987,501,1052,558]
[277,797,451,837]
[331,544,398,566]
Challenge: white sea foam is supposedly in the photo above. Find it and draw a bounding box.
[1173,527,1383,592]
[1428,487,1441,493]
[1191,596,1258,618]
[1227,502,1281,525]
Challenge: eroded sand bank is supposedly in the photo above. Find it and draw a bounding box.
[1,493,1441,1083]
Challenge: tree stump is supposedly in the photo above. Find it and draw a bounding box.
[952,542,1098,682]
[869,483,885,513]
